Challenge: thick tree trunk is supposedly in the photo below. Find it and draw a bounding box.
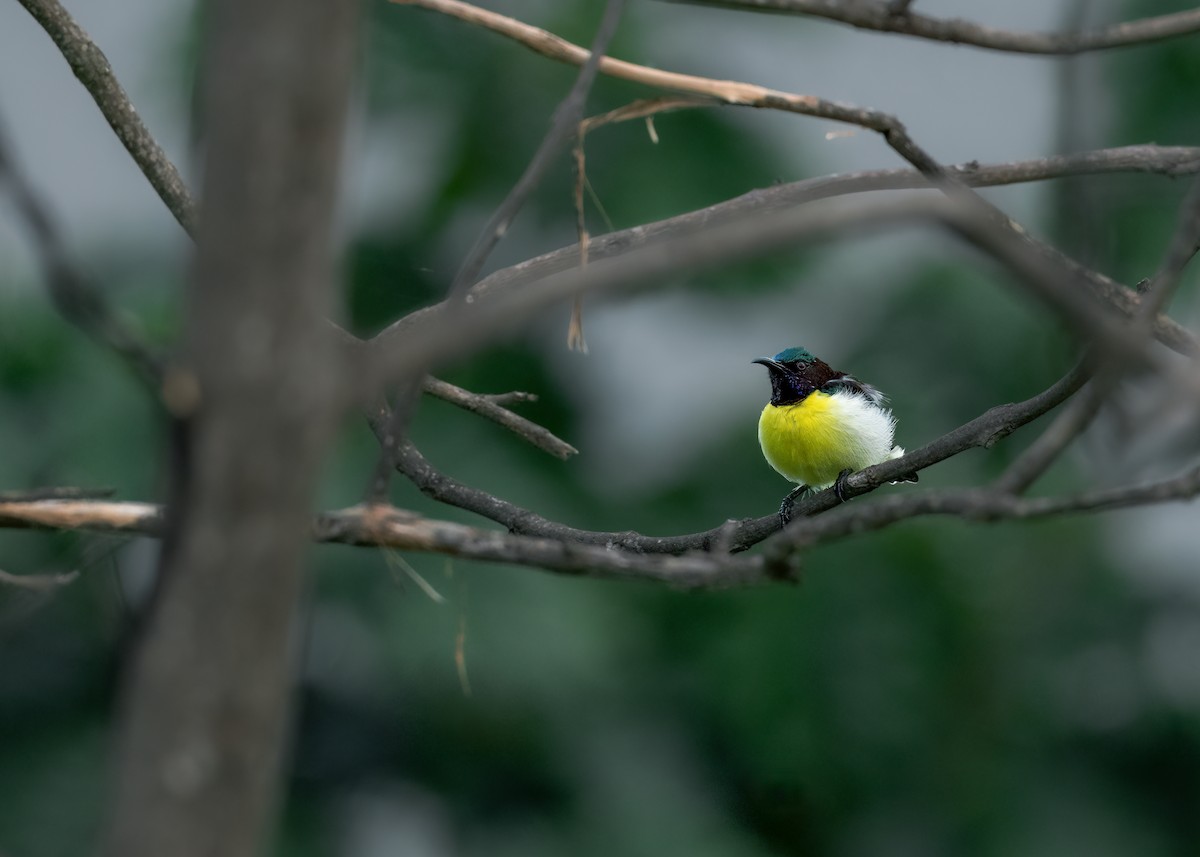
[103,2,357,856]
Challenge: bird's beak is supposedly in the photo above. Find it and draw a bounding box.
[752,358,784,371]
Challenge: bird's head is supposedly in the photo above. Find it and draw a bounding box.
[753,346,828,405]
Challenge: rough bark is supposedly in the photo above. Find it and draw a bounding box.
[102,2,358,855]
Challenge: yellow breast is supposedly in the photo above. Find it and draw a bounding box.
[758,391,891,488]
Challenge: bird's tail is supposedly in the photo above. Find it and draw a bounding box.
[888,446,919,484]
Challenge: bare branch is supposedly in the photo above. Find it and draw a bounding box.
[390,0,951,179]
[420,377,578,459]
[373,146,1200,366]
[314,504,763,587]
[3,457,1198,588]
[367,189,1182,398]
[391,439,780,553]
[665,0,1200,56]
[0,499,160,534]
[387,0,1200,375]
[386,357,1088,557]
[0,123,164,386]
[15,0,196,234]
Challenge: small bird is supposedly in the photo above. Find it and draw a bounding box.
[754,346,916,523]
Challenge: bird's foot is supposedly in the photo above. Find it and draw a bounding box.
[778,485,809,526]
[833,469,853,503]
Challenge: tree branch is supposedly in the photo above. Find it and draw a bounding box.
[390,439,780,553]
[371,146,1200,367]
[365,190,1182,396]
[765,465,1200,568]
[390,0,953,180]
[3,457,1198,589]
[420,377,578,459]
[666,0,1200,55]
[315,504,763,587]
[383,357,1088,557]
[1142,176,1200,315]
[0,122,164,387]
[15,0,196,235]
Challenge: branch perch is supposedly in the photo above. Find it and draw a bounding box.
[3,462,1199,588]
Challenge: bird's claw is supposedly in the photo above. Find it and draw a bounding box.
[833,469,853,503]
[778,497,794,527]
[778,485,809,527]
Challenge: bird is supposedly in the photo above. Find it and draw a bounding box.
[754,346,917,523]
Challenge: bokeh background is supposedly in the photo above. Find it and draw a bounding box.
[3,0,1200,854]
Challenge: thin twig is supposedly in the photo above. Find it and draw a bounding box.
[327,356,571,497]
[15,0,196,234]
[665,0,1200,55]
[421,376,577,459]
[0,567,80,591]
[992,379,1102,495]
[0,121,164,387]
[447,0,627,299]
[1141,177,1200,314]
[570,95,714,349]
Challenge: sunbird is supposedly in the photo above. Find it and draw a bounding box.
[754,346,917,523]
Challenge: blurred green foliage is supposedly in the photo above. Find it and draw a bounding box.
[3,0,1200,855]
